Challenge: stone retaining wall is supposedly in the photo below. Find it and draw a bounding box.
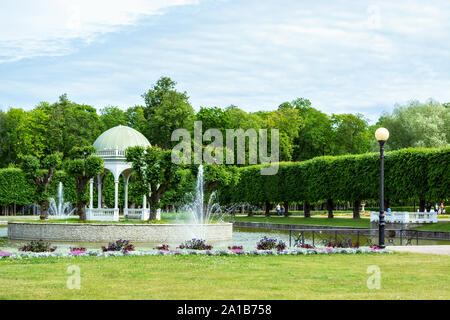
[8,222,233,242]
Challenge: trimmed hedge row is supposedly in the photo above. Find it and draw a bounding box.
[1,148,449,210]
[220,148,450,206]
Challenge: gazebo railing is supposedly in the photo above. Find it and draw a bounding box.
[94,149,126,158]
[86,208,119,222]
[124,208,150,221]
[370,211,437,224]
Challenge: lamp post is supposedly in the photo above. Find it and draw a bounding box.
[375,127,389,249]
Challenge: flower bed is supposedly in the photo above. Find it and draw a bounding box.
[0,247,393,259]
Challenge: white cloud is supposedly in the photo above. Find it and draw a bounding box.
[0,0,199,62]
[0,0,449,123]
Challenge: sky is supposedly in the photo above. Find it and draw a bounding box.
[0,0,449,123]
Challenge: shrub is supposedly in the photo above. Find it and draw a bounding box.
[154,244,170,251]
[256,236,287,251]
[178,238,212,250]
[101,239,135,253]
[298,243,315,249]
[325,236,359,248]
[276,240,287,251]
[19,240,57,252]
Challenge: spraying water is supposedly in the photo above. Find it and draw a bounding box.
[48,182,76,217]
[179,165,224,239]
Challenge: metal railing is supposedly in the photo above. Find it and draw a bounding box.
[288,228,419,247]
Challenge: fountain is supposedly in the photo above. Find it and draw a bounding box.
[9,171,232,242]
[8,126,231,242]
[179,165,225,239]
[48,182,76,218]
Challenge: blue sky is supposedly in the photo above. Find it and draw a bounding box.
[1,0,449,122]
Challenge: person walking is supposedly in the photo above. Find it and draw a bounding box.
[440,203,445,214]
[434,203,439,213]
[281,205,285,216]
[426,202,432,213]
[276,204,281,216]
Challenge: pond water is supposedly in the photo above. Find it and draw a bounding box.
[1,226,448,253]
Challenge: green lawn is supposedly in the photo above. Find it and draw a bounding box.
[225,216,371,228]
[413,223,450,232]
[0,253,448,299]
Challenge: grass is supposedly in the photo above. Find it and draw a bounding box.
[413,223,450,232]
[0,253,448,299]
[225,215,371,228]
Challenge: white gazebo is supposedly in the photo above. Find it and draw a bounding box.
[86,125,153,221]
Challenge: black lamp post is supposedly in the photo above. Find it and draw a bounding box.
[375,128,389,249]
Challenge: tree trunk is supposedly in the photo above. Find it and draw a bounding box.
[304,202,311,218]
[419,199,425,212]
[78,202,86,221]
[247,205,253,217]
[39,199,50,220]
[327,199,334,218]
[265,201,271,217]
[284,201,289,217]
[149,206,158,221]
[353,200,361,219]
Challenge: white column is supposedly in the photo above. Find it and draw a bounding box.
[143,195,147,210]
[89,179,94,209]
[97,175,102,208]
[124,179,128,215]
[114,179,119,210]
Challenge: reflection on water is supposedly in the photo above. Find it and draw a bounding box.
[0,226,449,253]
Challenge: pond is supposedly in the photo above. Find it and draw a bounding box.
[1,226,449,253]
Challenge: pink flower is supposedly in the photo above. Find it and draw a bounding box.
[0,251,12,256]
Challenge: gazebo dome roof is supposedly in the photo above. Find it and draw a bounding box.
[93,125,151,153]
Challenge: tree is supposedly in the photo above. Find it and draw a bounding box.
[126,145,184,220]
[224,105,264,130]
[37,94,104,157]
[142,77,194,148]
[0,108,30,165]
[331,113,371,155]
[100,106,127,130]
[266,106,302,161]
[377,100,450,150]
[125,105,148,134]
[195,106,232,133]
[64,146,104,221]
[21,153,62,220]
[293,107,333,161]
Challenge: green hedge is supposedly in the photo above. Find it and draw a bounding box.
[0,168,185,208]
[220,147,450,206]
[0,168,34,205]
[1,147,449,209]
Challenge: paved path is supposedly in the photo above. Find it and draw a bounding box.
[388,245,450,255]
